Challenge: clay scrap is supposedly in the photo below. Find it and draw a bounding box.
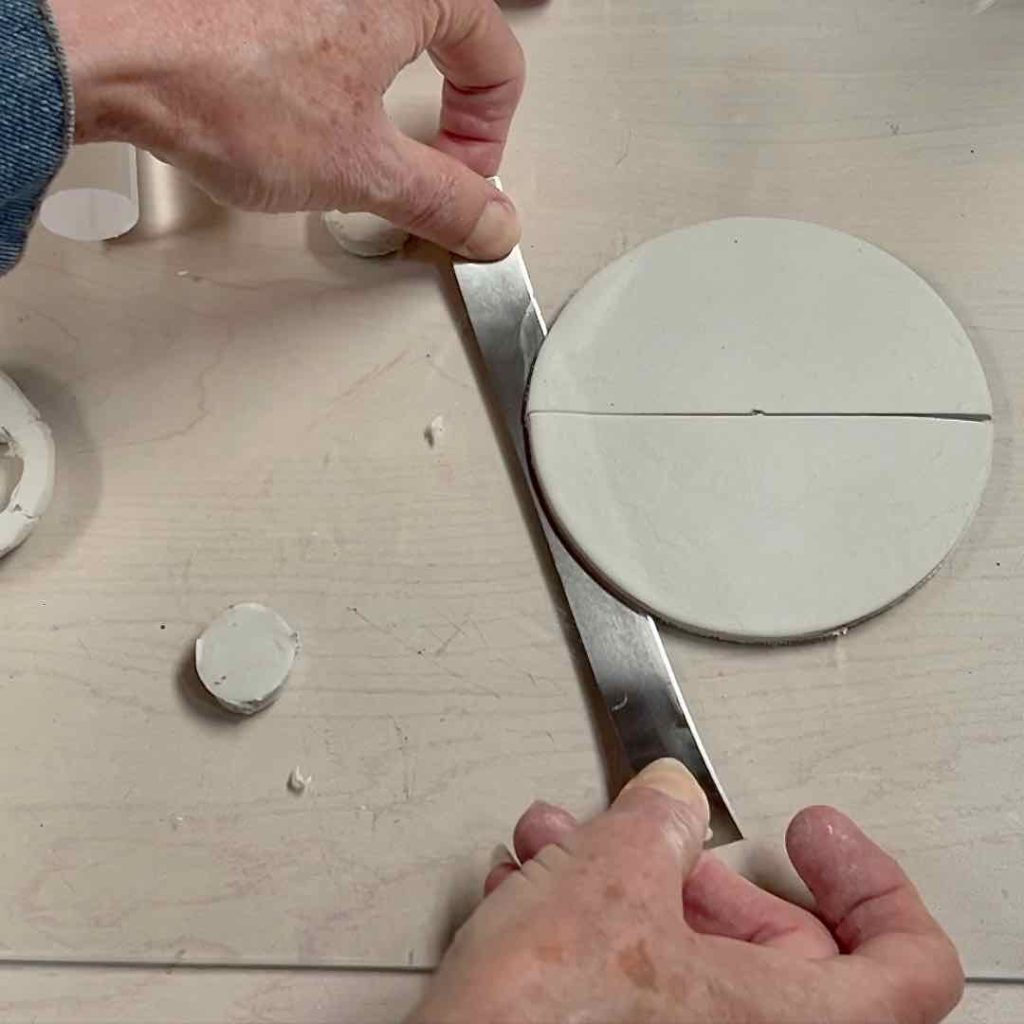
[0,372,55,559]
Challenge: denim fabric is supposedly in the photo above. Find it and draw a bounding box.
[0,0,73,275]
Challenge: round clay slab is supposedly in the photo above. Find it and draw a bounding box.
[323,211,409,257]
[195,603,300,714]
[527,218,993,642]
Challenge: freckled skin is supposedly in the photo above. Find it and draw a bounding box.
[534,942,565,965]
[407,772,964,1024]
[616,939,658,992]
[49,0,525,258]
[603,881,625,902]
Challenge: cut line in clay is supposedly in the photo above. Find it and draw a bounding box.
[527,218,994,643]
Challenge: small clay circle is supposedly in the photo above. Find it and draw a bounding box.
[195,603,300,714]
[323,211,409,257]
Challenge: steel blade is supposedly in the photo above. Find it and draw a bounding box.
[453,245,741,845]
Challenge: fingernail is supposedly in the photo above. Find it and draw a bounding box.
[623,758,711,819]
[490,843,516,869]
[462,197,521,261]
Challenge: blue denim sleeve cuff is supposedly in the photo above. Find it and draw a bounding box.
[0,0,74,275]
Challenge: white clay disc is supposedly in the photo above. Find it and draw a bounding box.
[323,211,409,257]
[0,372,55,559]
[527,218,993,643]
[195,603,300,714]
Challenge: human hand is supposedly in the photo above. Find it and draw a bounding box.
[408,760,964,1023]
[48,0,524,258]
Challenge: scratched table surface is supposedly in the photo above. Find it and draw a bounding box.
[2,0,1024,1018]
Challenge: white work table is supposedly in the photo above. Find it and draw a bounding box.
[1,0,1022,1019]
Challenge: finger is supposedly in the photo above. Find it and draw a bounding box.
[485,802,577,897]
[369,123,520,259]
[513,801,578,864]
[426,0,525,175]
[483,843,519,896]
[786,807,958,953]
[787,806,964,1022]
[545,759,709,913]
[684,853,838,958]
[484,862,519,895]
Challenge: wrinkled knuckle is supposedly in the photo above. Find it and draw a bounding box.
[627,790,705,849]
[417,0,446,40]
[403,174,459,235]
[324,134,383,207]
[664,798,706,844]
[602,806,679,866]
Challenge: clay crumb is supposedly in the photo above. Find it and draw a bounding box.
[424,415,446,448]
[288,767,312,794]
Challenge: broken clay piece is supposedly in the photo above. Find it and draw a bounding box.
[323,211,409,257]
[0,372,55,559]
[288,767,312,794]
[195,603,300,715]
[424,414,445,447]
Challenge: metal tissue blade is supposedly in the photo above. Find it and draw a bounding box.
[453,246,742,846]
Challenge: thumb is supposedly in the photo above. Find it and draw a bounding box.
[368,126,520,260]
[568,759,711,906]
[786,806,963,1022]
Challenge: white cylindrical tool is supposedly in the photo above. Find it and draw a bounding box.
[40,142,140,241]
